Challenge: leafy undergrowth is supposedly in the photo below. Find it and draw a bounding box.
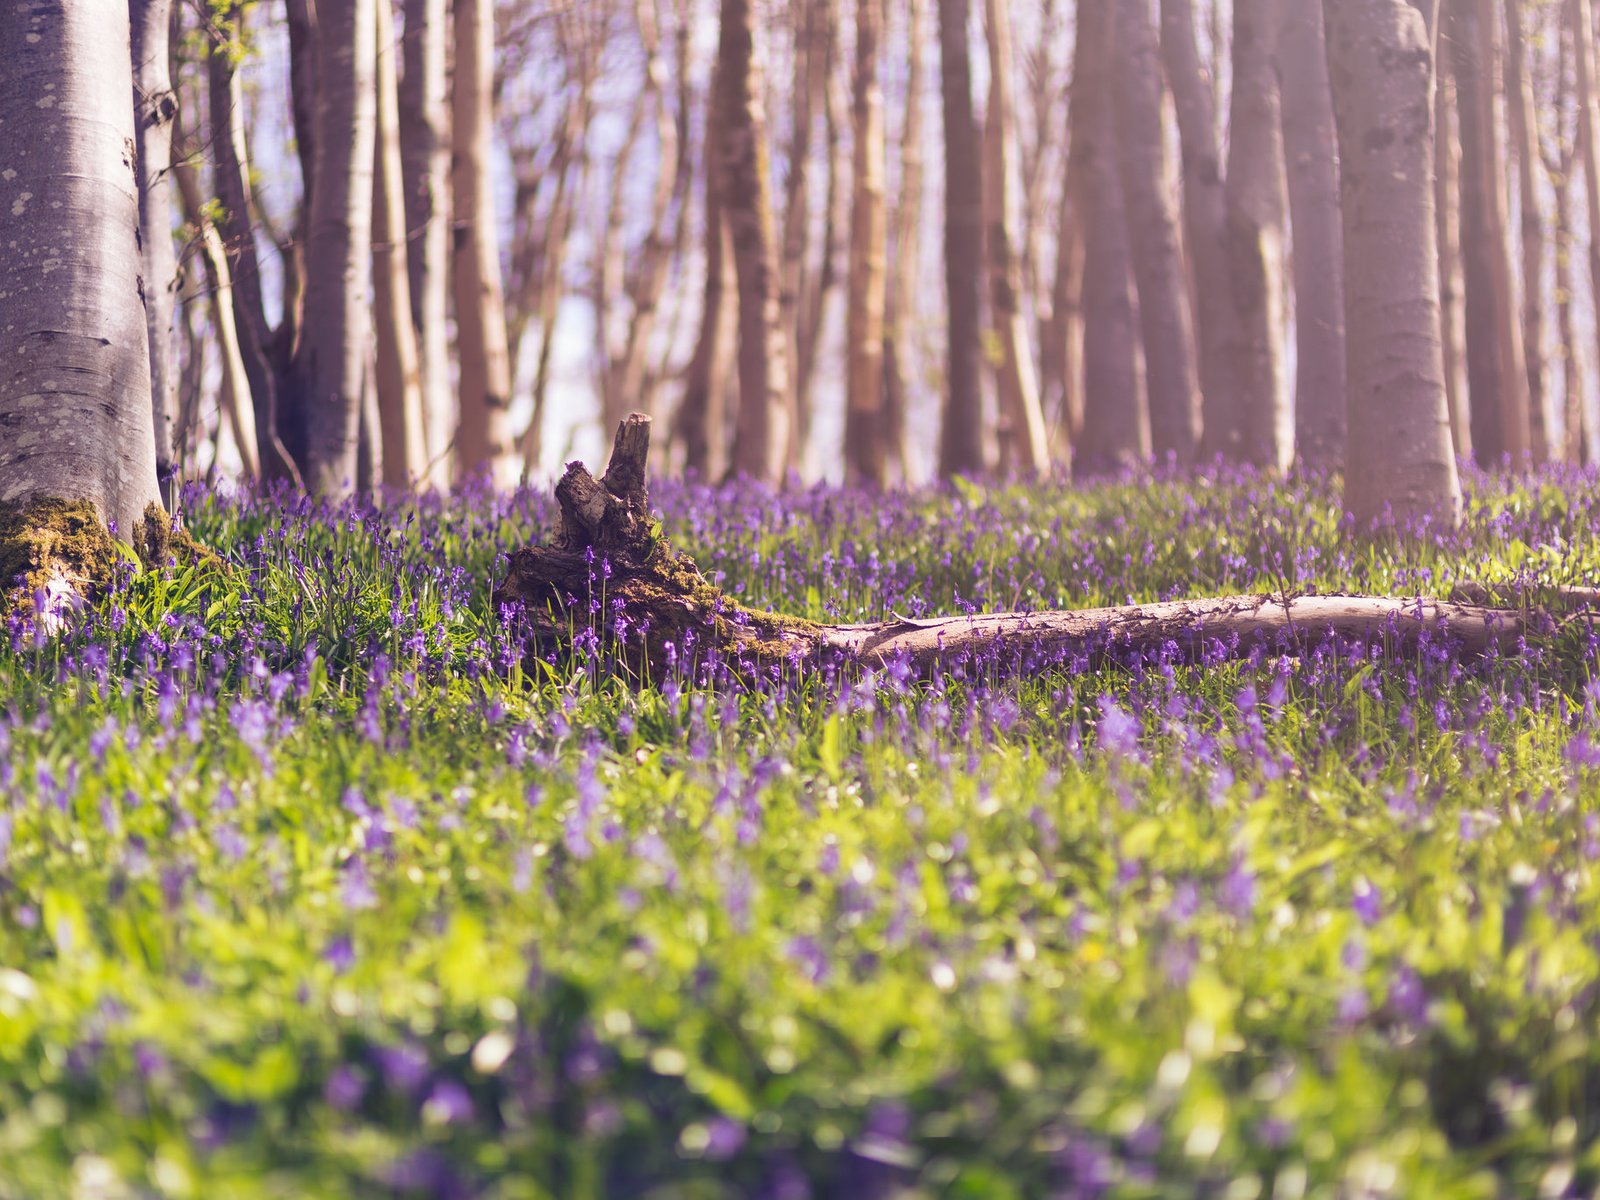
[1,464,1600,1197]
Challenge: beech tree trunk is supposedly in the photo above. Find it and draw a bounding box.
[1074,0,1149,476]
[130,0,178,492]
[399,0,452,490]
[452,0,516,486]
[1549,17,1588,464]
[845,0,889,487]
[1448,0,1532,465]
[1435,51,1473,460]
[1276,0,1345,471]
[372,0,426,488]
[680,70,734,481]
[717,0,791,481]
[1572,0,1600,463]
[1504,0,1548,462]
[295,0,377,497]
[982,0,1049,476]
[0,0,163,538]
[1160,0,1234,460]
[1323,0,1462,530]
[883,0,926,481]
[1223,0,1290,471]
[1112,0,1200,466]
[936,0,987,477]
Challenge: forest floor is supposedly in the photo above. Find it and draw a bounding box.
[0,464,1598,1196]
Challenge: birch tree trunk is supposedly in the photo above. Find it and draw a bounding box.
[0,0,163,538]
[1223,0,1290,471]
[1074,0,1149,476]
[717,0,791,481]
[1323,0,1462,530]
[372,0,426,488]
[1160,0,1234,460]
[1447,0,1532,464]
[1571,0,1600,464]
[845,0,890,486]
[1276,0,1345,471]
[130,0,178,493]
[936,0,987,477]
[452,0,516,486]
[1435,51,1473,460]
[1112,0,1200,466]
[294,0,377,497]
[1504,0,1548,462]
[981,0,1049,476]
[400,0,452,489]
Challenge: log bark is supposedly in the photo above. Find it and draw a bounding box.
[497,419,1552,679]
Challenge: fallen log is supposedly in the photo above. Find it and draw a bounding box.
[493,415,1560,675]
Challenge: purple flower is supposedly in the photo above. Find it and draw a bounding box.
[704,1116,747,1160]
[1387,965,1429,1025]
[423,1079,474,1125]
[1351,878,1382,927]
[325,935,356,974]
[324,1065,365,1110]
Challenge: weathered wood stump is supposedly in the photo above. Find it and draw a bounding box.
[496,415,1567,678]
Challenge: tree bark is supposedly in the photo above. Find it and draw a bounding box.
[452,0,516,486]
[1276,0,1345,471]
[130,0,178,493]
[1073,0,1148,476]
[936,0,987,477]
[372,0,426,489]
[1435,50,1473,460]
[399,0,452,490]
[1571,0,1600,465]
[1112,0,1200,466]
[981,0,1049,476]
[1223,0,1290,471]
[1548,15,1588,464]
[295,0,377,497]
[1160,0,1234,460]
[680,83,734,482]
[1323,0,1462,530]
[0,0,164,539]
[1504,0,1549,462]
[1447,0,1533,465]
[883,0,926,481]
[718,0,791,481]
[845,0,890,486]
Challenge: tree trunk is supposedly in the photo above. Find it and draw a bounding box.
[935,0,987,477]
[372,0,426,489]
[680,87,734,482]
[1112,0,1200,467]
[981,0,1049,476]
[0,0,163,540]
[1323,0,1462,530]
[779,0,818,454]
[845,0,890,486]
[1549,15,1588,464]
[295,0,377,496]
[452,0,516,486]
[1223,0,1290,471]
[400,0,452,490]
[1447,0,1532,465]
[883,0,926,481]
[1073,0,1149,476]
[1160,0,1234,460]
[1572,0,1600,465]
[1435,50,1473,460]
[1504,0,1549,462]
[130,0,178,494]
[718,0,792,481]
[1276,0,1345,471]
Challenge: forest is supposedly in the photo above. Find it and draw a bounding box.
[5,0,1600,1196]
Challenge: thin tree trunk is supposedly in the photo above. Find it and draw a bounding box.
[0,0,163,539]
[1447,0,1532,464]
[400,0,452,489]
[1074,0,1148,476]
[982,0,1050,476]
[1160,0,1233,459]
[884,0,926,480]
[936,0,987,477]
[1548,14,1588,464]
[1572,0,1600,465]
[681,145,734,481]
[131,0,179,493]
[1435,50,1472,460]
[718,0,792,481]
[372,0,426,488]
[1112,0,1200,466]
[846,0,890,486]
[1223,0,1290,470]
[1276,0,1345,471]
[452,0,516,486]
[294,0,377,496]
[779,0,818,446]
[1505,0,1549,462]
[1323,0,1462,530]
